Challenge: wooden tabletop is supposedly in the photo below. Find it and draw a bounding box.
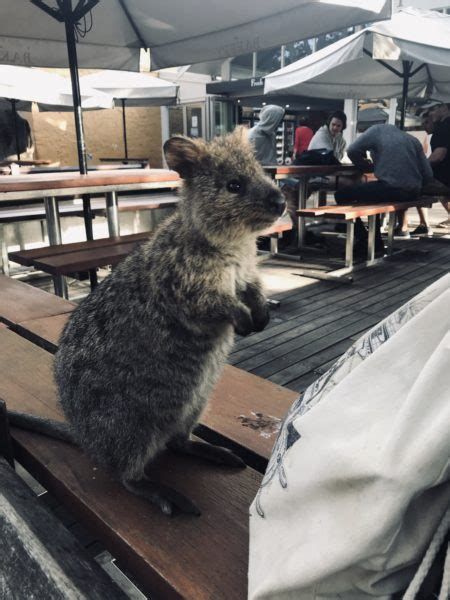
[0,168,180,194]
[274,164,358,176]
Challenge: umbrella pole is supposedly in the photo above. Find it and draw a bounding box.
[121,99,129,162]
[399,61,411,131]
[11,100,21,161]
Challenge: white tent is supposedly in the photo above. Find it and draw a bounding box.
[264,8,450,126]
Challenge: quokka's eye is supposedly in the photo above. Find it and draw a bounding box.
[226,180,242,194]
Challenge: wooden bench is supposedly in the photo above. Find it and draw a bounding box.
[1,192,179,276]
[8,217,294,298]
[0,278,298,597]
[297,198,439,273]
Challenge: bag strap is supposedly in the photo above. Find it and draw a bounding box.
[402,507,449,599]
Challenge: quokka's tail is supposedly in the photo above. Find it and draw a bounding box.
[7,410,75,444]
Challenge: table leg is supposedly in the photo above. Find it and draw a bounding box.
[367,215,376,265]
[297,177,308,247]
[106,191,120,237]
[387,213,395,256]
[44,196,68,299]
[345,221,355,270]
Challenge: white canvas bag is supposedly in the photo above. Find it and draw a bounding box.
[249,274,450,600]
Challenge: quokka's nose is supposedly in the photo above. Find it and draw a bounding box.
[267,191,286,216]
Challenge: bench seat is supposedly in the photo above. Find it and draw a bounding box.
[297,197,439,272]
[0,276,297,597]
[8,217,293,297]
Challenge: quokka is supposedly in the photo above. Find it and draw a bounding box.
[8,128,285,516]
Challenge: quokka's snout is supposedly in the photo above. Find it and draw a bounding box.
[265,188,286,216]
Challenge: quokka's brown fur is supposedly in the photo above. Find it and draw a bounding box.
[25,128,286,515]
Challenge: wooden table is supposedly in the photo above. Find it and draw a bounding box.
[0,169,180,295]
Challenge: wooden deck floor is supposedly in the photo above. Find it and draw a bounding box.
[231,237,450,394]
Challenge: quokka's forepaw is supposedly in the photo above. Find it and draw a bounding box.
[233,306,254,336]
[251,303,270,332]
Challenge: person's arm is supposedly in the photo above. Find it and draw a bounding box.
[346,129,374,171]
[429,147,447,164]
[429,121,450,164]
[415,140,434,184]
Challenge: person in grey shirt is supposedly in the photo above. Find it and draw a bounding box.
[248,105,285,165]
[335,124,433,254]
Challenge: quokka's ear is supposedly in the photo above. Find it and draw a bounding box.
[164,136,204,179]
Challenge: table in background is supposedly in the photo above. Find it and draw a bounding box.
[0,169,180,295]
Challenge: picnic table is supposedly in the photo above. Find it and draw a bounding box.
[0,169,180,295]
[265,164,359,246]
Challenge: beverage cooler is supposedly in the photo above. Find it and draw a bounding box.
[241,108,296,164]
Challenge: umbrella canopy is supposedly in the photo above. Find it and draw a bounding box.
[80,71,178,107]
[0,65,112,110]
[80,70,178,160]
[264,8,450,117]
[0,1,391,71]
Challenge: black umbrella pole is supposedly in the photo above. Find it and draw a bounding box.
[64,7,88,175]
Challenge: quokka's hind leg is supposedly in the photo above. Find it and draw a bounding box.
[168,434,246,468]
[122,476,201,517]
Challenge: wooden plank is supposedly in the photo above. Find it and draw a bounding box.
[12,430,260,600]
[32,241,145,275]
[0,275,75,325]
[8,231,152,266]
[13,313,69,352]
[0,328,268,599]
[297,199,435,219]
[0,168,180,194]
[202,365,297,470]
[230,306,353,365]
[258,313,381,384]
[235,310,370,374]
[2,324,296,469]
[0,457,127,599]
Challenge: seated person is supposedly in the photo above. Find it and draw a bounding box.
[427,102,450,229]
[308,110,347,162]
[248,104,285,166]
[335,123,433,256]
[293,117,314,162]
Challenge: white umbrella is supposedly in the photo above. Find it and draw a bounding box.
[0,1,392,71]
[0,65,112,110]
[0,65,112,160]
[80,71,178,160]
[264,8,450,127]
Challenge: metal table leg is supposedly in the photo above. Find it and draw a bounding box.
[367,215,376,265]
[44,196,68,299]
[297,177,308,247]
[345,220,355,270]
[387,213,395,256]
[106,191,120,237]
